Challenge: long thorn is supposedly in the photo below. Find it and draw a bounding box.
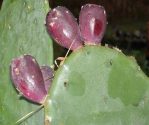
[64,40,74,59]
[60,40,75,66]
[15,104,44,125]
[54,40,75,68]
[54,58,60,68]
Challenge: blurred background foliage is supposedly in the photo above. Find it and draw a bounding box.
[1,0,149,75]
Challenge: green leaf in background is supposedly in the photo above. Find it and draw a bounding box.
[46,46,149,125]
[0,0,53,125]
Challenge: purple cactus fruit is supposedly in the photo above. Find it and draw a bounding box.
[40,66,54,92]
[79,4,107,45]
[46,6,83,50]
[10,55,47,104]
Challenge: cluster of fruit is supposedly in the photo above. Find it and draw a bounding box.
[10,4,107,104]
[46,4,107,50]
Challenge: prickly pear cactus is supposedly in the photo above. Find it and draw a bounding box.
[2,1,149,125]
[0,0,53,125]
[46,46,149,125]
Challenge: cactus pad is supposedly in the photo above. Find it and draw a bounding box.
[47,46,149,125]
[0,0,53,124]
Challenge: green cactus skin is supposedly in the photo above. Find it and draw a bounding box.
[46,46,149,125]
[0,0,53,125]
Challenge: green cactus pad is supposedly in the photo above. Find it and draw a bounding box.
[0,0,53,125]
[47,46,149,125]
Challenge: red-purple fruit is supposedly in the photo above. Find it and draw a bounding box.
[40,66,54,92]
[79,4,107,45]
[10,55,47,104]
[46,6,83,50]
